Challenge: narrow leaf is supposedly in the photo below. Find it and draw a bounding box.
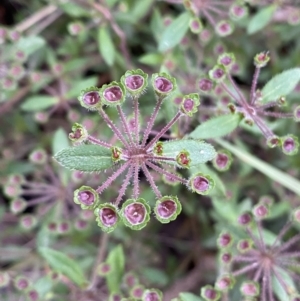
[189,114,242,140]
[162,139,216,166]
[261,68,300,103]
[54,145,114,172]
[106,245,125,293]
[216,139,300,196]
[21,95,58,112]
[131,0,154,22]
[98,26,115,66]
[52,128,69,155]
[139,53,164,66]
[247,5,277,35]
[39,247,87,287]
[158,12,190,52]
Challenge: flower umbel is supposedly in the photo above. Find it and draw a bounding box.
[54,69,216,231]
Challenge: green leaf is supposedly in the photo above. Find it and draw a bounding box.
[21,95,58,112]
[272,268,296,301]
[131,0,154,22]
[39,247,87,287]
[162,139,216,166]
[52,128,70,155]
[59,2,89,17]
[247,5,277,35]
[261,68,300,103]
[139,53,164,66]
[142,268,168,286]
[189,114,242,140]
[16,36,46,56]
[106,245,125,293]
[179,292,203,301]
[98,26,115,66]
[66,76,98,99]
[158,12,191,52]
[216,139,300,196]
[54,145,114,172]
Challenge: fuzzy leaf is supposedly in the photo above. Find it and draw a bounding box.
[21,95,58,112]
[162,139,216,166]
[39,247,87,287]
[16,36,46,56]
[52,128,69,155]
[247,5,277,35]
[54,145,114,172]
[139,53,164,66]
[158,12,190,52]
[106,245,125,293]
[98,26,115,66]
[261,68,300,103]
[189,114,242,139]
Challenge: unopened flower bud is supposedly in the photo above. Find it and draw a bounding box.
[111,147,123,162]
[9,30,21,41]
[176,150,191,168]
[9,64,25,80]
[69,123,88,143]
[259,195,274,207]
[180,93,200,117]
[240,281,260,297]
[121,69,148,96]
[57,221,71,234]
[293,106,300,122]
[237,239,253,253]
[10,198,27,214]
[142,289,163,301]
[198,78,214,93]
[217,232,233,249]
[215,274,235,291]
[100,82,126,106]
[280,135,299,156]
[253,203,269,219]
[94,203,119,232]
[121,198,151,230]
[97,262,111,276]
[78,87,101,110]
[130,284,144,299]
[74,219,88,231]
[230,4,248,20]
[213,150,232,172]
[26,289,39,301]
[209,65,226,83]
[237,212,253,227]
[189,17,203,34]
[29,149,47,164]
[20,214,37,230]
[200,29,212,43]
[0,272,10,288]
[14,276,29,290]
[266,135,280,148]
[68,22,84,35]
[4,184,21,198]
[34,111,49,124]
[215,20,234,37]
[201,285,221,301]
[1,77,17,91]
[152,73,177,97]
[190,173,214,195]
[123,272,139,287]
[219,252,232,265]
[154,196,182,223]
[74,186,99,210]
[218,53,235,70]
[292,207,300,224]
[254,52,270,68]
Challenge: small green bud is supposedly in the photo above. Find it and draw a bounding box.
[180,93,200,117]
[69,123,88,143]
[254,52,270,68]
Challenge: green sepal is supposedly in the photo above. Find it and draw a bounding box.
[120,198,151,231]
[266,135,280,148]
[121,69,148,96]
[151,72,177,98]
[69,123,88,143]
[254,52,270,68]
[180,93,200,117]
[94,203,119,233]
[99,81,126,106]
[189,173,215,195]
[78,86,101,110]
[154,196,182,224]
[74,185,99,210]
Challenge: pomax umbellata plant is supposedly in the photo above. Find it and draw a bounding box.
[54,69,217,232]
